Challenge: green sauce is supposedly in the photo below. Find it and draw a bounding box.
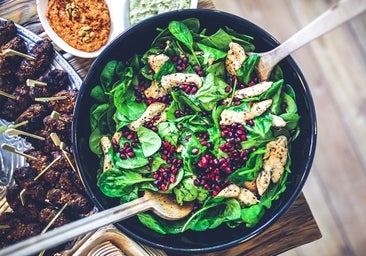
[129,0,191,25]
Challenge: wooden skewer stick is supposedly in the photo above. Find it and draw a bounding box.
[19,189,26,206]
[5,128,45,141]
[50,132,61,147]
[41,203,68,234]
[50,111,69,123]
[26,79,47,87]
[0,120,28,134]
[0,90,16,100]
[37,203,68,256]
[34,155,62,181]
[0,48,36,60]
[50,133,77,173]
[1,144,37,161]
[34,96,67,102]
[19,155,62,206]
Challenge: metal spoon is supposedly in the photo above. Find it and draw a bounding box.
[0,191,194,256]
[255,0,366,81]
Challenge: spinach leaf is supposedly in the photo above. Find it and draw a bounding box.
[89,128,104,156]
[236,53,260,84]
[241,204,265,228]
[153,59,176,81]
[199,28,232,51]
[90,85,108,103]
[168,21,199,64]
[90,103,110,133]
[224,27,255,52]
[157,121,179,146]
[100,60,119,92]
[137,126,162,157]
[195,73,229,111]
[228,147,266,184]
[181,133,207,173]
[197,42,227,62]
[97,168,154,197]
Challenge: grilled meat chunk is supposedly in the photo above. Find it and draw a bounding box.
[29,69,70,100]
[0,76,17,105]
[58,168,84,193]
[6,222,43,244]
[5,186,42,222]
[0,36,27,77]
[0,84,31,121]
[38,206,71,228]
[13,166,38,189]
[24,149,51,172]
[0,19,17,46]
[43,113,72,144]
[15,103,50,132]
[47,89,78,114]
[16,38,54,83]
[46,188,93,214]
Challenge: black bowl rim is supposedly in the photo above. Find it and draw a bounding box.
[72,8,317,253]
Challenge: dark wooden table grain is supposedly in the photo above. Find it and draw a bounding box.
[0,0,322,255]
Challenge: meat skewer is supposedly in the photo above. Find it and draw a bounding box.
[0,36,27,77]
[0,18,94,253]
[15,38,54,83]
[0,19,17,46]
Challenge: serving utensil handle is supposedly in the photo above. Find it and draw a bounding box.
[0,196,151,256]
[262,0,366,67]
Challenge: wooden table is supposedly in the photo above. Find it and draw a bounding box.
[0,0,322,255]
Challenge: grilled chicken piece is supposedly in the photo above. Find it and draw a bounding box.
[272,115,286,128]
[256,136,288,195]
[238,188,258,206]
[148,53,169,73]
[220,99,272,126]
[225,42,246,76]
[129,102,167,131]
[256,168,271,196]
[144,80,168,99]
[233,81,273,99]
[161,73,202,90]
[101,136,113,172]
[217,183,258,206]
[264,135,288,183]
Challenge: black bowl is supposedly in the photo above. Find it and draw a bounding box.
[72,9,317,254]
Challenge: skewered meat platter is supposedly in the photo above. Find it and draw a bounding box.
[0,18,94,254]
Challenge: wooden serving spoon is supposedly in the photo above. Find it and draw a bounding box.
[255,0,366,81]
[0,191,194,256]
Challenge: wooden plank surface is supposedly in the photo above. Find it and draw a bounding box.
[0,0,321,255]
[211,0,366,255]
[181,194,321,256]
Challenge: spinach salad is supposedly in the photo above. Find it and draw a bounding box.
[89,18,300,234]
